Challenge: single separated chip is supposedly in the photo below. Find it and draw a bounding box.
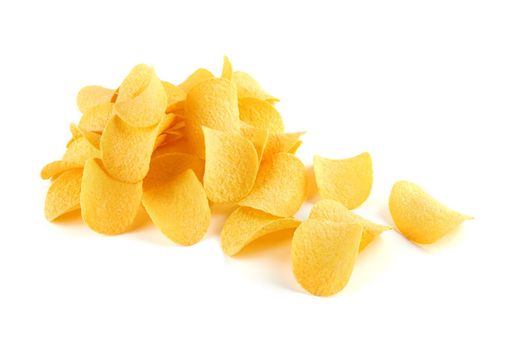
[389,181,472,244]
[292,220,363,296]
[314,152,373,209]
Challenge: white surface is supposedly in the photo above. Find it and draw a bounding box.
[1,1,524,349]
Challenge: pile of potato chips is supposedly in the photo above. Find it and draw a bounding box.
[41,58,472,296]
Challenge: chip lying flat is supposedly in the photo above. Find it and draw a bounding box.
[203,127,258,203]
[238,97,285,133]
[314,152,373,209]
[80,158,142,235]
[76,85,115,113]
[292,220,363,296]
[239,152,306,217]
[143,170,210,246]
[221,207,300,256]
[389,181,472,244]
[309,199,391,251]
[45,168,83,221]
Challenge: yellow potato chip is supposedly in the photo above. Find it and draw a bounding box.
[233,71,278,102]
[288,140,302,154]
[162,81,186,112]
[314,152,373,209]
[45,168,83,221]
[78,102,114,133]
[221,207,300,256]
[203,127,258,203]
[309,199,391,251]
[153,138,193,157]
[221,56,233,80]
[179,68,214,92]
[41,160,82,180]
[100,115,158,183]
[144,152,204,191]
[157,113,177,135]
[238,152,306,217]
[76,85,115,113]
[238,97,285,133]
[143,170,210,246]
[292,220,363,296]
[80,158,142,235]
[185,78,240,158]
[62,136,101,166]
[305,165,318,200]
[114,64,167,128]
[389,181,472,244]
[79,130,101,149]
[154,134,168,150]
[262,131,304,161]
[240,125,269,163]
[69,123,83,139]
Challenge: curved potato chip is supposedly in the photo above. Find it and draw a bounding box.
[77,85,115,113]
[292,220,362,296]
[288,140,302,154]
[221,207,300,256]
[203,127,258,203]
[143,170,210,246]
[185,78,240,158]
[62,136,100,166]
[238,152,306,217]
[70,123,83,139]
[262,131,304,161]
[314,152,373,209]
[238,97,284,133]
[114,64,167,128]
[309,199,391,251]
[179,68,214,92]
[80,130,101,149]
[78,102,114,133]
[100,116,158,183]
[41,160,82,180]
[162,81,186,112]
[80,158,142,235]
[153,138,193,157]
[221,56,233,80]
[45,168,83,221]
[144,152,204,191]
[233,71,278,102]
[389,181,472,244]
[240,125,268,163]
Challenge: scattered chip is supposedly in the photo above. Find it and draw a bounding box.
[314,152,373,209]
[221,207,300,256]
[309,199,391,251]
[45,168,83,221]
[238,97,284,133]
[80,158,143,235]
[233,71,278,102]
[292,220,363,296]
[114,64,167,128]
[389,181,472,244]
[203,127,258,203]
[239,152,306,217]
[143,170,210,246]
[76,85,115,113]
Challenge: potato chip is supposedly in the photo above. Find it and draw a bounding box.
[62,136,101,166]
[314,152,373,209]
[262,131,304,161]
[142,170,210,246]
[221,56,233,80]
[221,207,300,256]
[179,68,214,92]
[78,102,114,133]
[144,152,204,191]
[157,113,177,135]
[185,78,240,158]
[69,123,83,140]
[80,158,142,235]
[100,115,158,183]
[45,168,83,221]
[162,81,186,112]
[153,138,193,157]
[309,199,390,251]
[41,160,82,180]
[292,220,362,296]
[240,125,269,163]
[203,127,258,203]
[233,71,278,102]
[238,97,285,133]
[76,85,115,113]
[80,130,101,149]
[288,140,302,154]
[238,152,306,217]
[113,64,167,128]
[389,181,472,244]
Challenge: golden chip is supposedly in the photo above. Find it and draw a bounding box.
[203,127,258,203]
[179,68,214,92]
[314,152,373,209]
[45,168,83,221]
[233,71,278,102]
[41,160,82,180]
[221,56,233,80]
[389,181,472,244]
[76,85,115,113]
[238,152,306,217]
[78,102,114,133]
[143,170,210,246]
[62,136,100,166]
[240,124,269,163]
[238,97,285,133]
[221,207,300,256]
[144,152,204,191]
[262,131,304,161]
[162,81,186,112]
[80,158,142,235]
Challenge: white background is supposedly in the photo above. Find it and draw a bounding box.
[1,1,524,349]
